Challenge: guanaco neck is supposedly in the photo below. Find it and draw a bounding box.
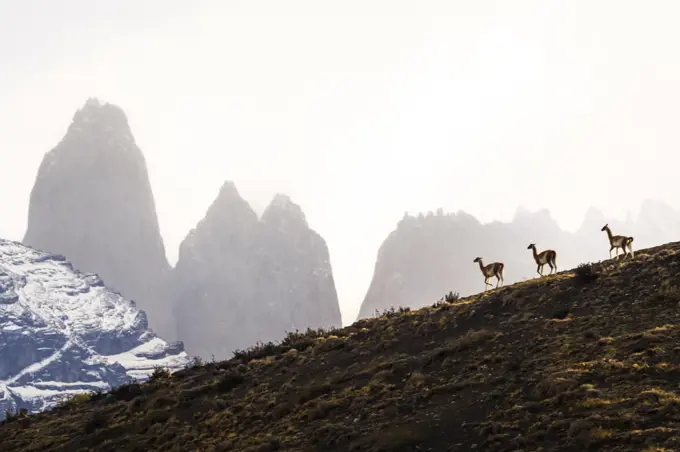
[604,226,613,242]
[531,246,539,262]
[477,259,485,273]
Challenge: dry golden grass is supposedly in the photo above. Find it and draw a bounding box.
[3,241,680,451]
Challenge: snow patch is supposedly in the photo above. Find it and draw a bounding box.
[0,238,189,418]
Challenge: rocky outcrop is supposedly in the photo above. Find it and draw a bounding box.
[0,238,188,419]
[358,202,680,319]
[23,98,173,340]
[172,184,341,360]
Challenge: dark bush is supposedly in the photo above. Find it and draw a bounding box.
[232,326,345,363]
[375,306,411,319]
[232,340,278,362]
[445,291,460,303]
[84,412,108,434]
[150,366,172,380]
[551,307,570,319]
[574,263,598,284]
[216,373,245,393]
[110,381,143,402]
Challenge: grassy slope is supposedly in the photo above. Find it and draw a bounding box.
[3,242,680,452]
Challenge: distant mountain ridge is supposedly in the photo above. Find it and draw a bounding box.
[358,202,680,319]
[21,98,679,359]
[23,98,342,360]
[0,238,188,419]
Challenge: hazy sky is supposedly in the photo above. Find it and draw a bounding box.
[2,0,680,324]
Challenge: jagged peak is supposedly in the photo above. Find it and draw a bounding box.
[217,180,241,198]
[183,180,258,236]
[261,193,308,229]
[84,97,101,108]
[204,181,256,218]
[268,193,293,208]
[70,98,129,131]
[179,181,257,256]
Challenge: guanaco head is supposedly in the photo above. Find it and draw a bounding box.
[473,257,482,263]
[527,243,536,250]
[601,223,609,232]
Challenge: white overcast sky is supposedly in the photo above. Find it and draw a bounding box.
[1,0,679,324]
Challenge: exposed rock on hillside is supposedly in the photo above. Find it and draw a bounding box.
[0,239,188,420]
[358,203,680,318]
[23,98,173,339]
[4,242,680,451]
[172,183,341,360]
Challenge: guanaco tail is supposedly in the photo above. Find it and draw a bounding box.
[601,223,634,259]
[473,257,504,292]
[527,243,558,276]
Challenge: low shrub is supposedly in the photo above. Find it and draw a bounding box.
[575,263,599,285]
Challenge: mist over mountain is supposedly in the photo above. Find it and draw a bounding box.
[21,98,679,359]
[23,98,173,340]
[358,202,679,319]
[22,99,341,360]
[171,184,341,360]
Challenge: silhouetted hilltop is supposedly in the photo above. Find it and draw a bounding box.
[358,202,680,319]
[23,98,173,339]
[171,183,341,360]
[4,241,680,451]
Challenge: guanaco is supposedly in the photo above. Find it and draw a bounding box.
[527,243,558,276]
[601,224,634,259]
[473,257,504,292]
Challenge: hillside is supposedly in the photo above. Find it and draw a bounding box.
[3,241,680,451]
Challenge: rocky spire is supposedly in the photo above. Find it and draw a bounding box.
[23,99,173,340]
[259,193,341,336]
[171,185,341,360]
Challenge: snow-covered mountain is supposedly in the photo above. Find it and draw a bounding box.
[0,239,189,418]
